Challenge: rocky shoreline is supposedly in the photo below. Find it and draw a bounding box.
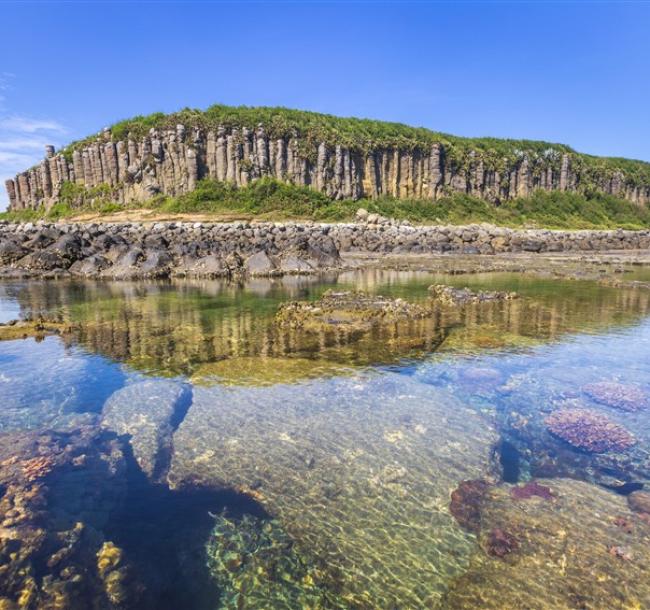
[1,218,650,279]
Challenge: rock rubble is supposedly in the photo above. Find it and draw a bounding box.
[1,219,649,279]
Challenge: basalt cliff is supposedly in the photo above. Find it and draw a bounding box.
[5,105,650,211]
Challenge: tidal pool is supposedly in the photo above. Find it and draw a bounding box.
[0,270,649,609]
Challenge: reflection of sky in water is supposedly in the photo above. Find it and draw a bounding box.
[0,275,650,609]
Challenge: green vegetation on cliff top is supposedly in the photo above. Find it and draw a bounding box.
[60,104,650,187]
[3,178,649,230]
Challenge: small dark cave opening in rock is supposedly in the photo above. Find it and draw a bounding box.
[498,440,521,484]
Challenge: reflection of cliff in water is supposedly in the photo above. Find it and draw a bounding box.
[4,273,650,378]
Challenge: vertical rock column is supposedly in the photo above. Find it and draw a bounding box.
[4,179,17,208]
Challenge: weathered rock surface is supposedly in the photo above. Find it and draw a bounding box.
[6,124,650,211]
[101,380,192,480]
[275,289,431,331]
[2,220,649,279]
[429,284,518,305]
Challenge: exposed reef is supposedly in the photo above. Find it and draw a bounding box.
[429,284,518,306]
[276,289,431,331]
[0,317,76,342]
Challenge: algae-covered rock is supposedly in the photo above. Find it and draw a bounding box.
[207,512,348,609]
[429,284,518,306]
[0,428,141,610]
[275,289,431,332]
[0,317,75,342]
[442,478,650,609]
[101,379,191,479]
[169,373,499,608]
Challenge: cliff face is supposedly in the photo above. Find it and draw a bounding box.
[5,123,650,211]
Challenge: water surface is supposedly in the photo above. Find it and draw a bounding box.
[1,270,649,609]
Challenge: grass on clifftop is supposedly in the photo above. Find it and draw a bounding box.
[2,178,650,230]
[56,104,650,189]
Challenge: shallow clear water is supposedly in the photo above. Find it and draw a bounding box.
[1,271,650,609]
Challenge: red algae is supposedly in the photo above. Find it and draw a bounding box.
[485,528,519,558]
[449,479,490,534]
[510,481,555,501]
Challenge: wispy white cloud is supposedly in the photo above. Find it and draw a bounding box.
[0,94,68,209]
[0,116,66,134]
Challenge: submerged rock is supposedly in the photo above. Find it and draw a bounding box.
[101,379,191,480]
[628,491,650,516]
[169,373,498,608]
[442,479,650,609]
[545,408,636,453]
[0,428,140,610]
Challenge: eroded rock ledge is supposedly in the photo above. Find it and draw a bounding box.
[0,219,649,279]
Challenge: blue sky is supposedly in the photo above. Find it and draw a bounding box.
[1,1,649,208]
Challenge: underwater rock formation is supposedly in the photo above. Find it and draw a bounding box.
[168,373,499,608]
[582,381,649,413]
[545,408,636,453]
[442,478,650,609]
[207,512,348,609]
[101,380,192,480]
[429,284,519,306]
[628,491,650,516]
[0,428,140,610]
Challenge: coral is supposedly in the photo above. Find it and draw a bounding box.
[449,479,491,534]
[545,408,636,453]
[582,381,648,412]
[510,481,555,501]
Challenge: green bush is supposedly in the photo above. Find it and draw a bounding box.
[2,179,648,230]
